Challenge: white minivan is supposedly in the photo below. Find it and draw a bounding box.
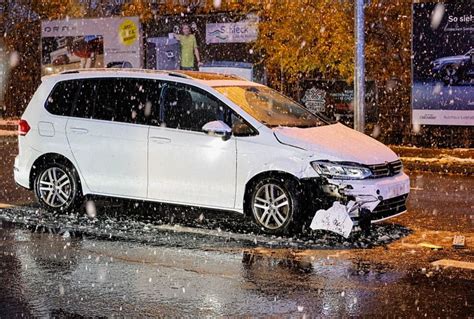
[14,69,410,235]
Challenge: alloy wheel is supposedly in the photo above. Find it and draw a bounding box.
[38,167,72,208]
[252,183,291,230]
[443,65,458,85]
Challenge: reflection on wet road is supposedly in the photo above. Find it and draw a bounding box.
[1,223,473,317]
[0,135,473,317]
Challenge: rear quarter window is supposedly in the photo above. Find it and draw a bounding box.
[45,80,80,116]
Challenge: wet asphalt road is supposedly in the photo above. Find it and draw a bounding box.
[1,137,473,317]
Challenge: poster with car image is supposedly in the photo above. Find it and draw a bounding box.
[412,1,474,126]
[41,17,142,75]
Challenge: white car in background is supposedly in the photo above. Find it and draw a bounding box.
[14,69,410,236]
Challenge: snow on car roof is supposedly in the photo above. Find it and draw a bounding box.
[172,70,243,81]
[42,69,260,87]
[166,70,263,87]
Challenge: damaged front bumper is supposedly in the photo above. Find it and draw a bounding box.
[303,173,410,237]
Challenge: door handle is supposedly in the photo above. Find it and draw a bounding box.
[69,127,89,134]
[150,136,171,144]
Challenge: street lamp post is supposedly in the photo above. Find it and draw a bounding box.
[354,0,365,133]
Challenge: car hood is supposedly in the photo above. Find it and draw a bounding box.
[273,123,399,165]
[433,55,467,64]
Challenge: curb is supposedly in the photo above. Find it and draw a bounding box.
[0,129,17,137]
[401,157,473,175]
[0,119,18,137]
[390,145,473,175]
[390,145,474,159]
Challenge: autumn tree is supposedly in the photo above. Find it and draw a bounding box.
[365,0,412,142]
[365,0,411,85]
[255,0,354,86]
[31,0,86,20]
[253,0,413,141]
[122,0,153,21]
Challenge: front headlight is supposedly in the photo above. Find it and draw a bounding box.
[311,161,372,180]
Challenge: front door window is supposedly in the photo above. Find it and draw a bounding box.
[161,83,227,131]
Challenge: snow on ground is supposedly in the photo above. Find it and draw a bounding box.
[0,204,410,250]
[401,155,474,164]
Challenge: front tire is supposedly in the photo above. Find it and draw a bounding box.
[34,163,81,213]
[249,177,301,235]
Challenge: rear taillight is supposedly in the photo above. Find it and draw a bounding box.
[18,119,30,136]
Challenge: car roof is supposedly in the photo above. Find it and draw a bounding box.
[41,68,262,88]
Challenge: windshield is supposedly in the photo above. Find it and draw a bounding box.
[215,85,327,128]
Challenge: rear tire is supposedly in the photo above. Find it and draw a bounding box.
[33,162,82,213]
[248,177,301,235]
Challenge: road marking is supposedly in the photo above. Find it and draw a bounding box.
[418,242,443,250]
[431,259,474,271]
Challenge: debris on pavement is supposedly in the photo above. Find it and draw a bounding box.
[452,235,466,249]
[0,204,411,250]
[309,194,382,238]
[310,202,354,238]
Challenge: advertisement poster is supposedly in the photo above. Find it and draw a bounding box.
[144,14,262,81]
[205,19,258,44]
[41,17,142,75]
[299,80,377,126]
[412,2,473,126]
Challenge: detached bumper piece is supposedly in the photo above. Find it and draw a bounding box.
[306,173,409,237]
[309,202,354,238]
[310,194,408,237]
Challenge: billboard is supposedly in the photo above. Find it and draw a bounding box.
[41,17,142,75]
[412,2,474,126]
[205,19,258,44]
[145,14,263,81]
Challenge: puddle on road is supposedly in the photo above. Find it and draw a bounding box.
[2,223,472,318]
[0,223,403,317]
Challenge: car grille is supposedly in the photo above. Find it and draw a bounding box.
[367,160,403,178]
[370,194,408,221]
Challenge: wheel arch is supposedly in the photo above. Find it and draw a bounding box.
[243,170,302,217]
[29,153,80,189]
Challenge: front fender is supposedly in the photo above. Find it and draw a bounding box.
[234,148,317,211]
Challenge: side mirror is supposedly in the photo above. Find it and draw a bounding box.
[202,120,232,140]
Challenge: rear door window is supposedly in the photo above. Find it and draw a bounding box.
[72,80,95,119]
[71,78,162,125]
[45,80,80,116]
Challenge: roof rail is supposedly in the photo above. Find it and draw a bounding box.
[60,68,169,74]
[56,68,247,82]
[58,68,194,79]
[167,72,189,79]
